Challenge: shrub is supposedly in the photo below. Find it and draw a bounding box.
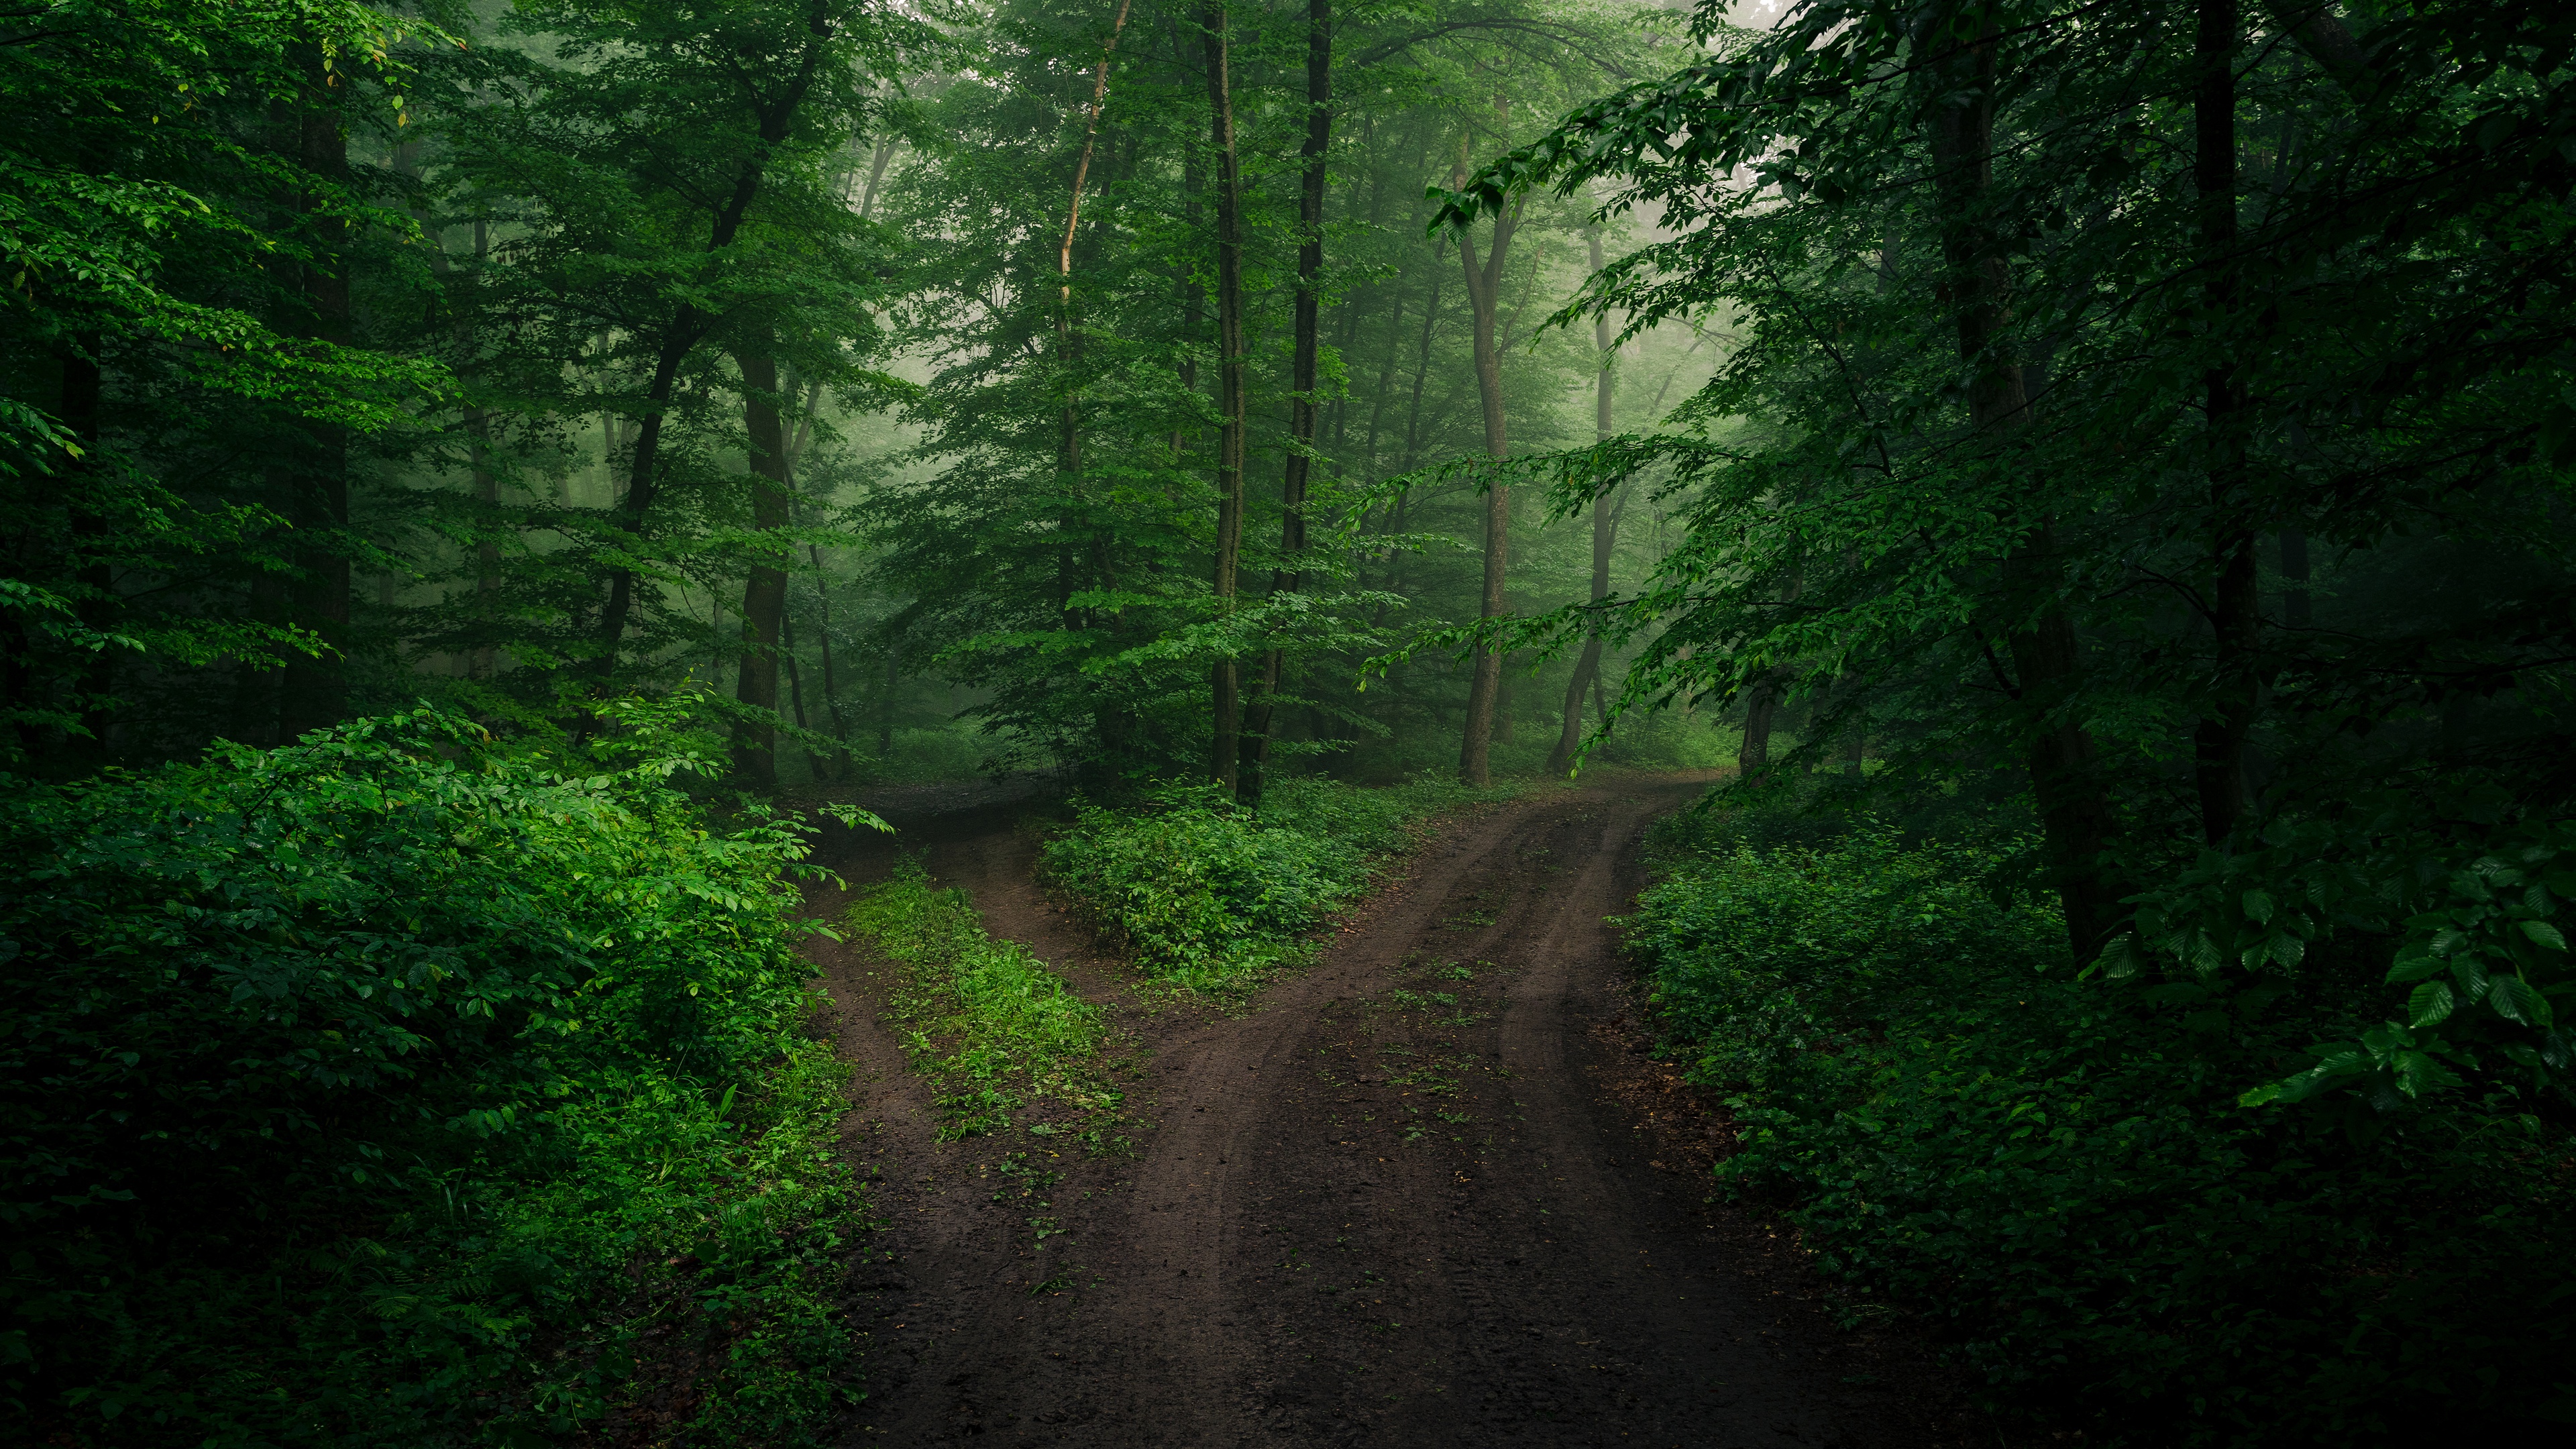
[1631,819,2576,1443]
[0,708,869,1447]
[1042,777,1508,993]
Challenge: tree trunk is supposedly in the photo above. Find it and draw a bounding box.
[59,338,115,767]
[278,90,350,743]
[1921,2,2125,959]
[1452,119,1519,788]
[1397,235,1446,472]
[1548,227,1617,775]
[2191,0,2257,847]
[878,647,896,756]
[1737,686,1779,786]
[731,343,792,790]
[1238,0,1330,806]
[583,23,835,707]
[1203,3,1248,790]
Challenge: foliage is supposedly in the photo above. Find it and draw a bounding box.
[843,859,1119,1141]
[1042,775,1507,992]
[1432,0,2576,1112]
[1631,816,2576,1442]
[0,706,869,1446]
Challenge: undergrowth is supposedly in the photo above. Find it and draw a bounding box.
[1,706,871,1448]
[1629,810,2576,1444]
[843,861,1126,1144]
[1040,775,1514,996]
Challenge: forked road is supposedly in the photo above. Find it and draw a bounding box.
[810,778,1951,1449]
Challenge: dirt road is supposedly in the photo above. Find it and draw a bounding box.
[803,778,1957,1448]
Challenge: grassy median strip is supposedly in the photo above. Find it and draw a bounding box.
[845,859,1126,1144]
[1041,775,1519,998]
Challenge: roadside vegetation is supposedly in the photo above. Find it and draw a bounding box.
[1629,804,2576,1443]
[844,863,1126,1144]
[1040,777,1515,995]
[1,707,873,1448]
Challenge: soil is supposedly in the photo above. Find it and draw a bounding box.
[798,775,1976,1449]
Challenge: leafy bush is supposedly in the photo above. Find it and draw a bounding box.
[1042,777,1507,993]
[0,708,870,1447]
[1631,820,2576,1443]
[844,861,1117,1139]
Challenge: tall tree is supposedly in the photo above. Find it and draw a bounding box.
[1238,0,1332,805]
[731,339,792,788]
[1450,110,1521,788]
[1548,222,1619,775]
[1203,1,1248,790]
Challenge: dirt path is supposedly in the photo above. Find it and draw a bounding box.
[806,778,1960,1448]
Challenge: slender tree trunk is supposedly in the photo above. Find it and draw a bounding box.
[2192,0,2257,847]
[1397,235,1446,471]
[1203,3,1248,790]
[1549,227,1617,775]
[466,218,500,682]
[59,338,115,766]
[582,21,835,706]
[1238,0,1330,806]
[1921,2,2125,958]
[732,343,792,790]
[878,647,896,755]
[1452,121,1519,788]
[279,89,350,742]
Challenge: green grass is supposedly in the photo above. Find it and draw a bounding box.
[1040,775,1516,996]
[844,859,1124,1142]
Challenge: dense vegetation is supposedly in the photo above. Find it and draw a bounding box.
[1,706,869,1445]
[7,0,2575,1439]
[1631,805,2576,1440]
[1043,775,1509,991]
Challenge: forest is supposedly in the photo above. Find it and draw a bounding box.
[3,0,2572,1444]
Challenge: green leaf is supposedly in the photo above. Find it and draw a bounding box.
[2394,1051,2461,1098]
[2491,975,2553,1027]
[2522,920,2569,952]
[2242,889,2275,926]
[2387,951,2446,983]
[2451,955,2492,1000]
[2407,981,2456,1029]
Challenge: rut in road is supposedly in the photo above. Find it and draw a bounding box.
[806,779,1957,1449]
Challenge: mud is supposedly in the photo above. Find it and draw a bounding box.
[801,777,1970,1448]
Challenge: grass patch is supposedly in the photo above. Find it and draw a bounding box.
[1628,814,2576,1443]
[1040,775,1515,997]
[844,859,1124,1142]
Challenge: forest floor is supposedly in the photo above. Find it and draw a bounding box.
[797,775,1975,1449]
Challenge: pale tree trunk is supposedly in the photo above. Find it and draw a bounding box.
[1203,3,1248,790]
[1238,0,1330,806]
[1548,225,1618,775]
[732,341,791,791]
[1453,117,1519,788]
[1921,2,2125,958]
